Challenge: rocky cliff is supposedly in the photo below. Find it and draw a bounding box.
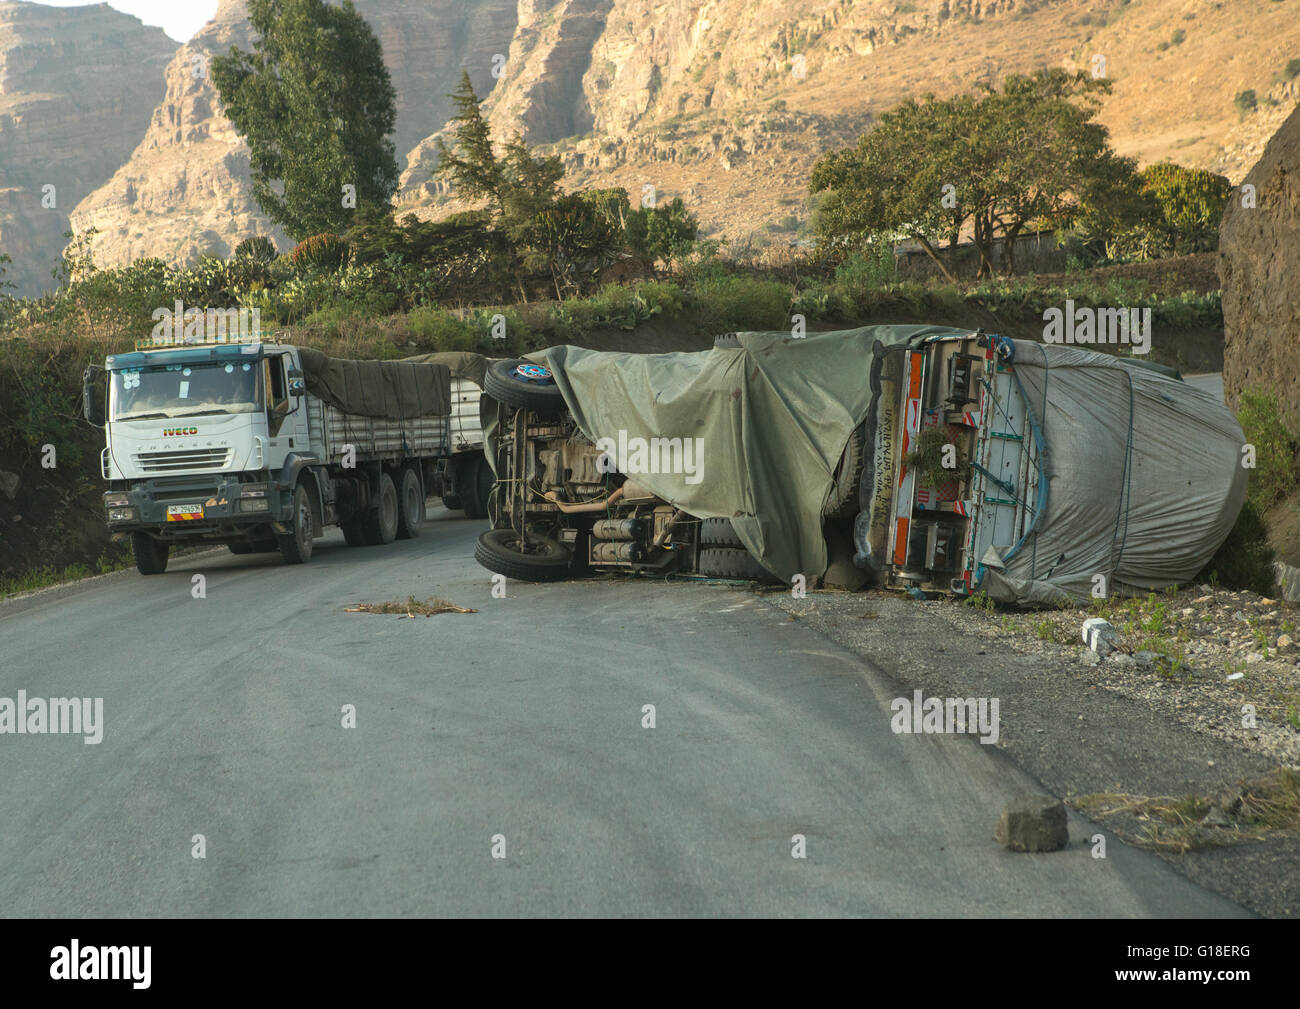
[34,0,1300,273]
[68,0,519,276]
[400,0,1300,239]
[0,1,172,296]
[1219,103,1300,440]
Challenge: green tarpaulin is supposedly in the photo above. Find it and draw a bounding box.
[529,326,970,581]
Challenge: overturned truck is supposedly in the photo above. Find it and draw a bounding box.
[473,326,1247,604]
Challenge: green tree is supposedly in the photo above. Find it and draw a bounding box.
[212,0,398,241]
[625,197,699,272]
[810,70,1133,279]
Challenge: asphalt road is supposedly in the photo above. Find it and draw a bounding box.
[0,507,1249,917]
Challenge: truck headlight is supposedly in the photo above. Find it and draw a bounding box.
[239,497,270,512]
[108,506,136,522]
[104,493,129,507]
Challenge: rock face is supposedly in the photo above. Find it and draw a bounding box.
[1219,105,1300,440]
[30,0,1300,269]
[70,0,519,271]
[400,0,1300,241]
[0,1,173,296]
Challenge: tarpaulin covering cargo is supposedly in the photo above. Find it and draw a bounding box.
[525,327,1247,603]
[299,348,450,419]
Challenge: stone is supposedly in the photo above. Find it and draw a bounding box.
[996,795,1069,853]
[1276,633,1295,653]
[1108,653,1136,669]
[1081,617,1117,655]
[1134,650,1157,669]
[1246,651,1264,664]
[1220,104,1300,440]
[0,469,17,500]
[1080,649,1101,667]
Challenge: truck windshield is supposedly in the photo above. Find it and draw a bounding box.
[112,362,262,420]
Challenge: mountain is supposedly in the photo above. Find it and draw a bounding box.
[21,0,1300,279]
[67,0,519,283]
[0,0,172,296]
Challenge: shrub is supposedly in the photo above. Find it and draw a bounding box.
[1237,388,1300,510]
[233,236,278,264]
[291,233,350,272]
[694,275,790,332]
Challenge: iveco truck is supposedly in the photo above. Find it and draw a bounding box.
[84,333,453,575]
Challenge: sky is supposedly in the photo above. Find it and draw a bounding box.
[34,1,219,42]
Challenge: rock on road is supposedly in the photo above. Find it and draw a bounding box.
[0,508,1248,917]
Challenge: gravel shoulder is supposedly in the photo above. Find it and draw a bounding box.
[761,584,1300,919]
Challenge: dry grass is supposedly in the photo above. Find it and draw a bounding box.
[344,595,477,618]
[1071,767,1300,852]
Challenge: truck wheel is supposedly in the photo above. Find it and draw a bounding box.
[395,465,424,540]
[362,471,399,545]
[824,423,867,519]
[132,532,169,576]
[699,517,744,547]
[229,538,277,555]
[483,359,565,417]
[474,528,571,582]
[697,546,778,583]
[278,484,314,565]
[462,456,494,520]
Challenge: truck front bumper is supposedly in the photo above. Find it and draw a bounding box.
[104,477,292,539]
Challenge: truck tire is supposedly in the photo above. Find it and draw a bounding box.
[277,483,315,565]
[699,517,744,547]
[229,538,277,555]
[395,465,424,540]
[362,471,399,545]
[132,532,168,576]
[483,359,565,417]
[697,546,778,583]
[474,528,571,582]
[462,456,494,520]
[824,423,867,519]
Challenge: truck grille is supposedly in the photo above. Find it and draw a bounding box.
[135,448,231,472]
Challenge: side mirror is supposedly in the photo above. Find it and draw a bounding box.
[82,365,105,427]
[289,378,305,396]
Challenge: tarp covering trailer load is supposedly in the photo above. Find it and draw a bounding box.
[476,327,1247,604]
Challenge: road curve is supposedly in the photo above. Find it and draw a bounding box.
[0,507,1248,917]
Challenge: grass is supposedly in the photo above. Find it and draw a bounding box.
[0,546,132,599]
[344,596,477,617]
[1072,767,1300,853]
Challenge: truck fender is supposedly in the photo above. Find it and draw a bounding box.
[275,454,326,529]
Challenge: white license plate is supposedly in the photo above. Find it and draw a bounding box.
[166,503,204,521]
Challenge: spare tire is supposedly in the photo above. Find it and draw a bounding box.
[697,547,778,583]
[474,528,572,582]
[461,456,494,520]
[824,423,867,519]
[483,359,565,417]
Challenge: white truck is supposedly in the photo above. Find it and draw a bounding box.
[83,335,454,575]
